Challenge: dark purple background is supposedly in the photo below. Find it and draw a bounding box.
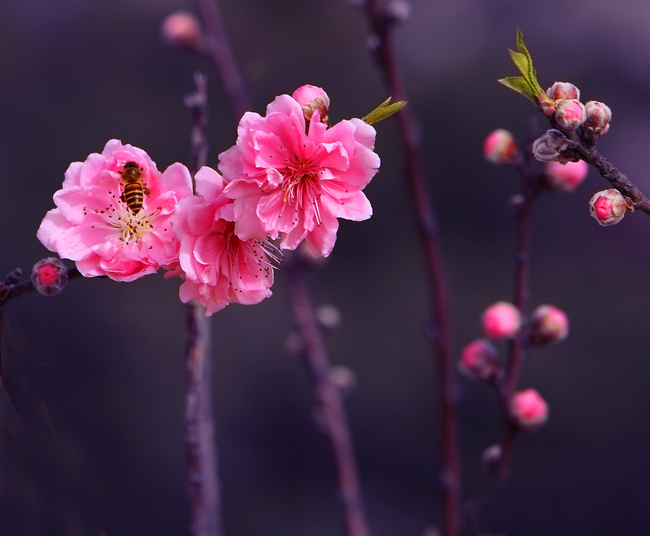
[1,0,649,535]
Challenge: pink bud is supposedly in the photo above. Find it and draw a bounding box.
[589,189,632,226]
[292,85,330,125]
[582,101,612,144]
[546,82,580,101]
[530,305,569,346]
[481,302,521,339]
[161,12,203,51]
[532,129,570,162]
[510,388,549,431]
[31,258,68,296]
[483,129,521,165]
[555,99,586,131]
[458,339,499,381]
[544,160,588,192]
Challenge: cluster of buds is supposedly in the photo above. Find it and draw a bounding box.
[459,302,567,436]
[534,82,611,163]
[589,188,634,226]
[540,82,612,144]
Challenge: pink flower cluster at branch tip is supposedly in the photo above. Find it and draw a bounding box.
[481,301,521,339]
[37,140,193,282]
[219,88,381,258]
[510,388,548,431]
[171,167,278,316]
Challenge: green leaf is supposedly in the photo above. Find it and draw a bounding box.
[363,98,408,125]
[498,77,538,103]
[508,50,530,79]
[500,30,544,104]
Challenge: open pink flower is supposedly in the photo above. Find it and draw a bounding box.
[172,167,277,316]
[37,140,193,282]
[219,90,380,257]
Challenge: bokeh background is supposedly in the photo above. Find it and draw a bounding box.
[1,0,650,535]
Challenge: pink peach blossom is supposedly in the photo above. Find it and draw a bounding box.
[219,92,380,257]
[37,140,193,282]
[172,167,277,316]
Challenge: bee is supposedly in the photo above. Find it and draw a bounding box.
[119,161,150,214]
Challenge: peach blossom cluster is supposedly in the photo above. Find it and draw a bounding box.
[37,86,381,315]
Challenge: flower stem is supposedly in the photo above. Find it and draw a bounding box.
[362,3,460,535]
[496,123,538,484]
[284,254,370,536]
[192,0,250,120]
[185,302,222,536]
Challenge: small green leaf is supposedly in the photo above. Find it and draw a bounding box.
[508,50,530,79]
[363,98,408,125]
[498,77,538,103]
[500,30,544,104]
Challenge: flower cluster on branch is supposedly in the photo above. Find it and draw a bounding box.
[36,86,384,315]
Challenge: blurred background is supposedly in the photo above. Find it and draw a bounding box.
[1,0,650,535]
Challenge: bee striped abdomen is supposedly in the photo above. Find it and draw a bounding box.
[123,182,144,214]
[119,161,148,215]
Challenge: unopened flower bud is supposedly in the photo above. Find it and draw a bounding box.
[582,101,612,144]
[530,305,569,346]
[32,258,68,296]
[481,301,521,339]
[532,129,570,162]
[458,339,499,381]
[555,99,586,131]
[161,12,203,51]
[481,444,503,472]
[510,388,548,431]
[589,189,633,226]
[292,85,330,125]
[384,0,411,24]
[544,160,588,192]
[483,129,521,165]
[316,304,341,330]
[546,82,580,101]
[329,365,357,395]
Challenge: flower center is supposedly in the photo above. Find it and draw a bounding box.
[83,191,164,246]
[281,162,323,225]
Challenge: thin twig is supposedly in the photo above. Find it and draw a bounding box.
[193,0,250,120]
[362,3,460,535]
[183,74,223,536]
[496,122,539,483]
[185,301,221,536]
[284,254,370,536]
